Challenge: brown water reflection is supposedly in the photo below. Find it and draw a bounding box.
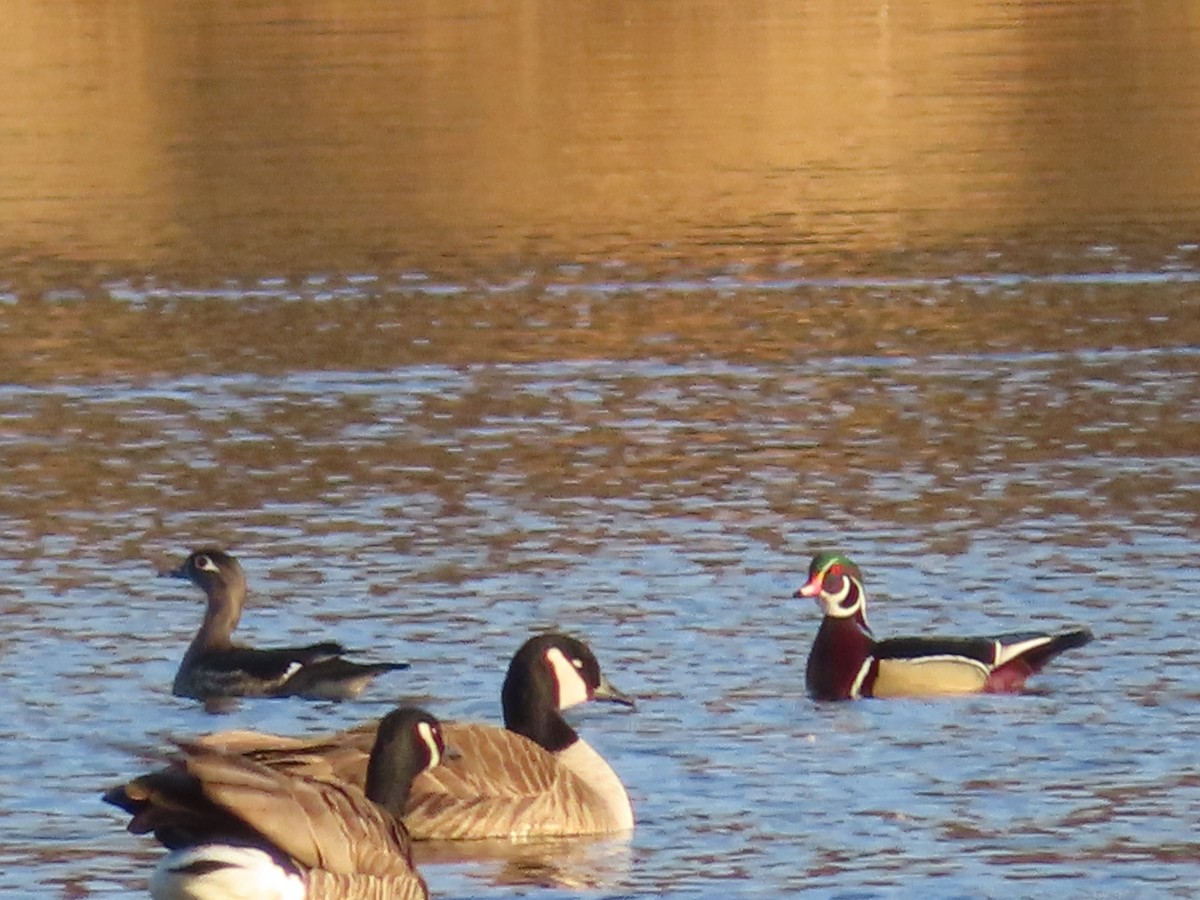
[3,1,1200,273]
[3,3,1200,899]
[7,270,1200,380]
[3,304,1196,552]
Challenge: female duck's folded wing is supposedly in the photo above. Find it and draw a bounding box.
[403,722,615,840]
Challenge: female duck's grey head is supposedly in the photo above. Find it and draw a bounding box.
[164,549,247,600]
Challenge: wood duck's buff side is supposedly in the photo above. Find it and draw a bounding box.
[797,552,1093,701]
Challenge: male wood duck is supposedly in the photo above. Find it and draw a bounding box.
[166,548,408,702]
[103,706,446,900]
[797,551,1093,701]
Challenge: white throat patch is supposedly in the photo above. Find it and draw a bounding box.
[546,646,589,710]
[822,581,857,618]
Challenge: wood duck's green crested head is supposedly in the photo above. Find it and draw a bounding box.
[794,551,867,620]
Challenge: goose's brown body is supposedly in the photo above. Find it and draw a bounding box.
[105,708,443,900]
[202,634,637,840]
[425,721,633,838]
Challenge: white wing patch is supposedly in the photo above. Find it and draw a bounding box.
[152,845,305,900]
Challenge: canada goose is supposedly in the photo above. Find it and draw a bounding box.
[164,549,407,701]
[202,633,637,839]
[798,551,1094,700]
[103,707,446,900]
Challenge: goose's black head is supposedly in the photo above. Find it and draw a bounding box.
[500,633,635,752]
[365,706,449,814]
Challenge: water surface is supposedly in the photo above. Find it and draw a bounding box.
[1,2,1199,898]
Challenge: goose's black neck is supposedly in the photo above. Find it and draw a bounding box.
[365,710,430,815]
[501,654,579,753]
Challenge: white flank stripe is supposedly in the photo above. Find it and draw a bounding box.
[850,658,874,699]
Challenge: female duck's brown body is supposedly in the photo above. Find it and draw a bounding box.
[166,549,407,702]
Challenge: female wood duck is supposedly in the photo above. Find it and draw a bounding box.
[197,633,637,839]
[798,551,1093,701]
[166,548,408,702]
[103,706,447,900]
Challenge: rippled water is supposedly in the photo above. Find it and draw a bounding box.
[2,262,1198,898]
[3,1,1200,898]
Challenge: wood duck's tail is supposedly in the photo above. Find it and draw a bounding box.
[984,627,1093,692]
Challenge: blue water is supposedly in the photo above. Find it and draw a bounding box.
[1,270,1196,896]
[3,2,1200,893]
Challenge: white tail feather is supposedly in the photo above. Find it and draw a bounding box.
[994,636,1053,668]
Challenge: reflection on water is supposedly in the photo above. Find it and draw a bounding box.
[3,304,1198,896]
[2,1,1200,898]
[2,1,1200,272]
[415,835,633,892]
